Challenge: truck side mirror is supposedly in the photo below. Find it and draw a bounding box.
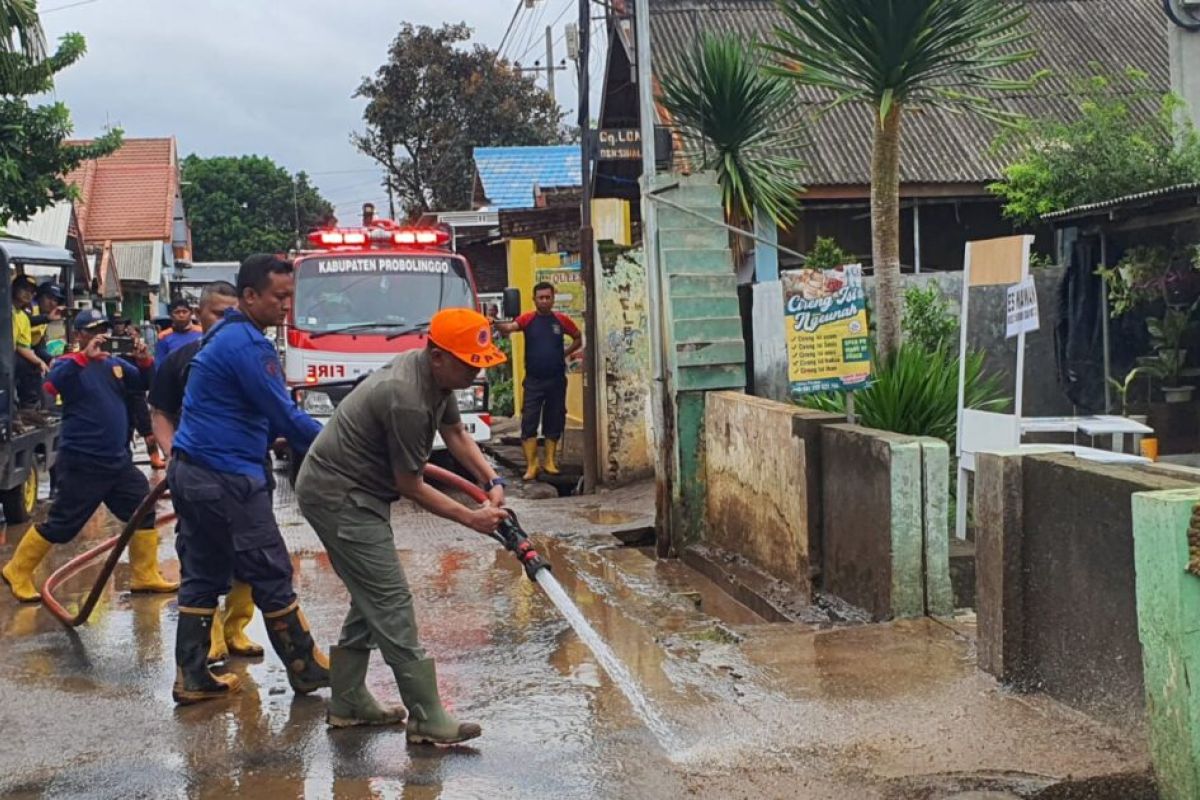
[502,288,522,319]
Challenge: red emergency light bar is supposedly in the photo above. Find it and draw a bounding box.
[306,225,450,250]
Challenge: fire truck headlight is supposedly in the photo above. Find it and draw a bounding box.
[455,385,486,412]
[300,390,337,417]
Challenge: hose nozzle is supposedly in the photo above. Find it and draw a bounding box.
[491,513,551,581]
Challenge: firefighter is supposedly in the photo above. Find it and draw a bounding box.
[167,254,327,705]
[494,281,582,480]
[107,314,166,470]
[1,309,178,602]
[149,280,264,665]
[295,307,509,744]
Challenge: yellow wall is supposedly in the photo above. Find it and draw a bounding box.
[504,240,583,429]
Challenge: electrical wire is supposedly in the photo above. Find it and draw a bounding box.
[497,0,526,57]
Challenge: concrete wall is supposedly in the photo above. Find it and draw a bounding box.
[976,451,1200,724]
[821,425,950,621]
[596,245,653,484]
[1132,487,1200,800]
[748,267,1072,416]
[704,392,841,595]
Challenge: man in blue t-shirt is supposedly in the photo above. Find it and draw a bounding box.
[167,253,327,705]
[495,281,582,480]
[155,297,201,366]
[1,309,178,603]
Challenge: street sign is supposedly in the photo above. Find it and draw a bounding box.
[1005,275,1040,339]
[596,128,642,160]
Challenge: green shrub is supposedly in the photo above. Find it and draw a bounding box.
[490,335,515,416]
[800,343,1008,444]
[902,285,958,354]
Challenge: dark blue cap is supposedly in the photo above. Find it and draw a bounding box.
[73,308,110,331]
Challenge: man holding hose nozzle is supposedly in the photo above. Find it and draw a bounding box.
[168,254,328,705]
[295,307,509,745]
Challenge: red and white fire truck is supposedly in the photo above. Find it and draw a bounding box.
[284,215,493,448]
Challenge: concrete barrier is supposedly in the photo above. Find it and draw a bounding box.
[821,425,951,620]
[1132,488,1200,800]
[975,451,1199,723]
[703,392,841,597]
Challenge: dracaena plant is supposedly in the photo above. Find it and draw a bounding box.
[768,0,1039,359]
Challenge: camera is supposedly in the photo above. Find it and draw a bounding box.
[102,336,135,356]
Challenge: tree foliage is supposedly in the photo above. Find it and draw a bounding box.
[769,0,1037,360]
[989,69,1200,225]
[658,33,805,228]
[0,30,122,227]
[354,22,565,219]
[181,154,334,262]
[1,0,45,63]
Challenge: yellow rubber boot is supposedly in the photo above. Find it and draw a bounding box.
[521,438,541,481]
[207,607,229,664]
[543,439,561,475]
[1,527,53,603]
[128,529,180,593]
[223,580,264,658]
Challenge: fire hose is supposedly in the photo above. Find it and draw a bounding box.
[40,463,546,628]
[42,480,173,627]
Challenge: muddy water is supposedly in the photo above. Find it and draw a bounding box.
[0,479,1154,800]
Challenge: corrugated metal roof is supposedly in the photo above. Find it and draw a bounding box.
[1041,183,1200,223]
[648,0,1168,186]
[473,146,582,209]
[112,240,164,285]
[4,201,73,246]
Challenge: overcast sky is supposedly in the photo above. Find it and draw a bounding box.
[40,0,598,222]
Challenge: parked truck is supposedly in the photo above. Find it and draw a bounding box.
[0,238,69,522]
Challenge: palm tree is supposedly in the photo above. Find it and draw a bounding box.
[769,0,1036,358]
[659,32,806,231]
[1,0,46,62]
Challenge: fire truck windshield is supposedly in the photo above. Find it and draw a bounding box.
[292,253,474,333]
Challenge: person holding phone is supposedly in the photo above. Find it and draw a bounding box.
[1,309,177,603]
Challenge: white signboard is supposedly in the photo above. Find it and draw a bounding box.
[1005,276,1039,339]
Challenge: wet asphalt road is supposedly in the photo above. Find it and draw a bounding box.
[0,471,1154,799]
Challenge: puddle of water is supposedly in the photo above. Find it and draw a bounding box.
[575,508,642,526]
[533,569,681,754]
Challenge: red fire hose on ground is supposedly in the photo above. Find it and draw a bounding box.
[39,464,545,628]
[41,480,173,627]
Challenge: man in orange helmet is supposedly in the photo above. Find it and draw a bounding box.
[295,307,509,745]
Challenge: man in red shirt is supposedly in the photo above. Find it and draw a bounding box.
[495,281,581,479]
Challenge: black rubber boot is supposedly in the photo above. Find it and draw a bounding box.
[173,607,241,705]
[264,601,330,694]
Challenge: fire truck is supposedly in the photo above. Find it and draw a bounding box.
[284,212,498,449]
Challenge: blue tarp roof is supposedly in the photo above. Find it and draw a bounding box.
[473,145,581,210]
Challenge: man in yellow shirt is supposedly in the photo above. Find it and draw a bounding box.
[12,277,49,426]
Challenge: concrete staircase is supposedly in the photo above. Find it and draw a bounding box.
[652,173,747,393]
[650,172,747,551]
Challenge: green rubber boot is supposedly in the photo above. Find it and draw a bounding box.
[392,658,482,745]
[327,646,407,729]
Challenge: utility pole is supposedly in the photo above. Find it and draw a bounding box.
[545,26,557,102]
[292,179,301,250]
[633,0,673,556]
[578,0,599,494]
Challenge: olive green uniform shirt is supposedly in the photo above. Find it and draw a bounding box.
[301,349,460,503]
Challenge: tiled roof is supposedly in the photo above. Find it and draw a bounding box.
[112,240,165,286]
[648,0,1168,187]
[473,146,582,209]
[65,137,178,242]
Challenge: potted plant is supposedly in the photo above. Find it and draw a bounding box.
[1145,302,1198,403]
[1108,368,1149,421]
